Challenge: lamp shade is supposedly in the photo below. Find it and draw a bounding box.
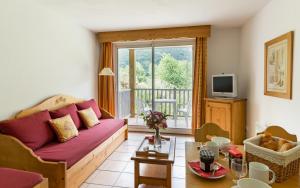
[99,67,114,76]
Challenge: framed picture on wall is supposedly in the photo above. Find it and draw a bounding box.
[264,31,294,99]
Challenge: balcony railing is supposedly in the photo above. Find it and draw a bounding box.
[118,88,192,118]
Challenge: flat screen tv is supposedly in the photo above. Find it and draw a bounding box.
[212,74,237,98]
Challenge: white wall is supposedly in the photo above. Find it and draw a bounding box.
[0,0,99,119]
[207,27,241,97]
[239,0,300,137]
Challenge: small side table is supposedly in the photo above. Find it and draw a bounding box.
[131,137,176,188]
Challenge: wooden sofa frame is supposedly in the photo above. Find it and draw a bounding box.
[34,178,48,188]
[0,95,128,188]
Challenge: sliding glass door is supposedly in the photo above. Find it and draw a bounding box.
[116,40,194,131]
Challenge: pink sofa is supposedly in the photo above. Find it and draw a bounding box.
[0,167,47,188]
[0,95,128,188]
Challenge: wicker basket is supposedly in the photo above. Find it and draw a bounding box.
[244,135,300,183]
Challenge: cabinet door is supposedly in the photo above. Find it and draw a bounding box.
[205,102,231,132]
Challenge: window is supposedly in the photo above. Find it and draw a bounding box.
[116,39,194,130]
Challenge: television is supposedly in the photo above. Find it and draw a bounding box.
[212,74,237,98]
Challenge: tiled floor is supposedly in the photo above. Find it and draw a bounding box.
[81,132,194,188]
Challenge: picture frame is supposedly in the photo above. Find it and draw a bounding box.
[264,31,294,99]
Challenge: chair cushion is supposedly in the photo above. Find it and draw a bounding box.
[0,167,43,188]
[35,119,125,168]
[0,110,54,150]
[49,114,79,142]
[78,107,100,128]
[76,99,102,119]
[50,104,82,129]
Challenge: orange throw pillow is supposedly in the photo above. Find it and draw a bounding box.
[78,107,100,128]
[49,114,78,142]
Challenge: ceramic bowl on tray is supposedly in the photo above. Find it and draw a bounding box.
[237,178,271,188]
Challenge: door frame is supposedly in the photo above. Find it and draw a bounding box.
[114,38,195,134]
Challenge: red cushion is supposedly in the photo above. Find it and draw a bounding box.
[50,104,81,129]
[0,110,54,150]
[0,167,43,188]
[35,119,124,168]
[76,99,102,119]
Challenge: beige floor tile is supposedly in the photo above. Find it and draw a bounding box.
[172,166,185,178]
[116,144,138,153]
[172,178,186,188]
[175,149,185,157]
[176,137,191,144]
[99,160,127,172]
[128,134,145,141]
[80,183,89,188]
[114,172,134,187]
[108,152,132,162]
[86,184,111,188]
[176,143,185,150]
[123,161,134,173]
[123,140,143,147]
[174,156,186,167]
[85,170,120,185]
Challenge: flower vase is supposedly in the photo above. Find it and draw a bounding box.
[154,128,162,148]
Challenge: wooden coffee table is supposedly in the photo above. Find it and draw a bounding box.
[131,137,176,188]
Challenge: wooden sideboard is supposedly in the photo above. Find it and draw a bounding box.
[204,98,246,144]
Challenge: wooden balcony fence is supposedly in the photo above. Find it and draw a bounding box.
[118,88,192,118]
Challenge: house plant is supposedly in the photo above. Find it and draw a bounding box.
[143,110,168,148]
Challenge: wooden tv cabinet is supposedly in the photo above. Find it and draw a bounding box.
[204,98,246,144]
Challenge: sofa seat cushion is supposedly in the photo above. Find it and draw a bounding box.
[0,167,43,188]
[35,119,125,169]
[0,110,54,150]
[50,104,82,129]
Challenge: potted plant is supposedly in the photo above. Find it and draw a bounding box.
[143,110,168,148]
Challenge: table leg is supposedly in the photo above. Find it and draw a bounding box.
[166,164,172,188]
[134,161,139,188]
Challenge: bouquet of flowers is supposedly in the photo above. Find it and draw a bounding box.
[142,110,168,130]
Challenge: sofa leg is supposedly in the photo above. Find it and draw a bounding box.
[125,128,129,140]
[124,119,129,140]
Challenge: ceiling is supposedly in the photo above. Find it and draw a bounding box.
[34,0,271,32]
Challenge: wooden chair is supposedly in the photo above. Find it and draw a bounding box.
[257,125,297,142]
[195,123,229,142]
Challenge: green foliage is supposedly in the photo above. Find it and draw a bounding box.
[158,54,192,89]
[136,62,152,88]
[118,47,193,90]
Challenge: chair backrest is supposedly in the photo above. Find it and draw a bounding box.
[195,123,229,142]
[257,125,297,142]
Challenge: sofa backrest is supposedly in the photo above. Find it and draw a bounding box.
[15,95,84,119]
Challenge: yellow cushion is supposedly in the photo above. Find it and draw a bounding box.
[49,114,78,142]
[78,107,100,128]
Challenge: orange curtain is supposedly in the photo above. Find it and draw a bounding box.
[192,37,207,134]
[98,42,115,116]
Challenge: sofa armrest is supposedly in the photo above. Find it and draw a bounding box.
[0,133,66,188]
[100,108,114,119]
